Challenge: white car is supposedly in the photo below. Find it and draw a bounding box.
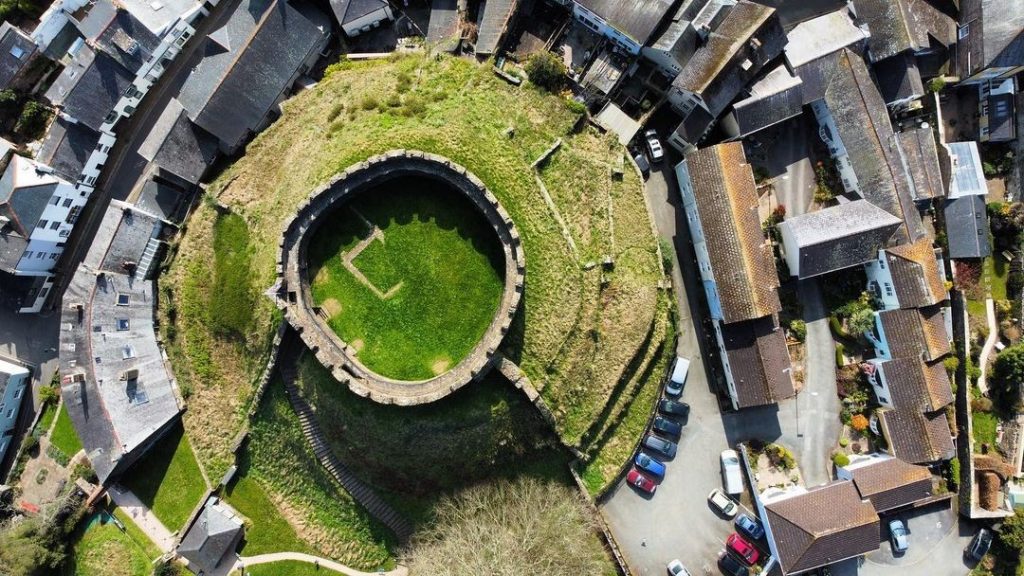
[664,356,690,397]
[644,129,664,163]
[721,449,743,495]
[667,559,691,576]
[708,488,738,518]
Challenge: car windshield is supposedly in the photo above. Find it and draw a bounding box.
[725,456,738,465]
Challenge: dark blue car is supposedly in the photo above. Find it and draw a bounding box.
[634,452,666,477]
[735,513,765,541]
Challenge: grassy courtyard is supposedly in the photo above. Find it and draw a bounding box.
[64,507,160,576]
[50,403,83,459]
[308,179,505,380]
[120,424,207,532]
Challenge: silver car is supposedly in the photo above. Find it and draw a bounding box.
[889,519,909,554]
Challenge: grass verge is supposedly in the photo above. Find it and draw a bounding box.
[50,403,83,458]
[973,410,999,453]
[223,474,311,556]
[120,424,207,532]
[236,561,333,576]
[37,401,57,434]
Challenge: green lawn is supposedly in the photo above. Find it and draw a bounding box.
[244,383,395,569]
[240,560,335,576]
[223,474,311,556]
[121,424,207,532]
[211,212,255,339]
[987,249,1009,301]
[65,507,160,576]
[308,179,505,380]
[973,410,1000,453]
[50,403,83,458]
[37,401,57,434]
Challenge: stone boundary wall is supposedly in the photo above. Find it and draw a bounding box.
[276,150,525,406]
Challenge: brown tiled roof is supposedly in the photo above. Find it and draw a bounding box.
[685,142,781,323]
[877,305,951,361]
[847,457,934,513]
[886,239,947,308]
[879,408,955,463]
[882,356,954,413]
[720,315,795,408]
[896,126,946,201]
[765,481,880,574]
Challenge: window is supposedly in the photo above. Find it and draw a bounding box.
[36,220,48,229]
[62,198,73,208]
[50,221,60,230]
[10,46,25,59]
[49,253,59,260]
[122,345,136,359]
[5,408,12,419]
[50,196,60,205]
[23,251,32,259]
[959,25,969,39]
[59,229,71,238]
[14,387,21,399]
[116,294,130,306]
[66,205,81,224]
[116,318,130,331]
[36,252,45,259]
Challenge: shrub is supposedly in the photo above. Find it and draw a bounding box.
[38,385,59,406]
[927,77,946,93]
[850,414,869,431]
[789,319,807,342]
[839,437,849,448]
[524,52,566,92]
[326,102,344,121]
[847,307,876,337]
[360,95,379,110]
[565,98,586,115]
[385,93,401,108]
[0,88,17,111]
[21,435,38,454]
[835,342,846,367]
[973,397,994,413]
[832,452,850,467]
[992,345,1024,414]
[944,356,960,378]
[401,95,426,117]
[14,100,49,138]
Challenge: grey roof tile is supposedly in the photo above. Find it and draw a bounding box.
[944,194,991,259]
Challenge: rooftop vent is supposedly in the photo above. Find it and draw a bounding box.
[121,368,139,381]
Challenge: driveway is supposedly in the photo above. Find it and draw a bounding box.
[749,114,816,218]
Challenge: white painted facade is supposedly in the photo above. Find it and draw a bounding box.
[0,359,30,462]
[810,99,860,195]
[571,3,643,55]
[864,247,947,310]
[862,358,894,407]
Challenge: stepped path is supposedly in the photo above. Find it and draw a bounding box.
[279,354,415,541]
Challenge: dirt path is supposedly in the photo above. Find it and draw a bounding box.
[237,552,409,576]
[977,298,998,394]
[108,485,175,552]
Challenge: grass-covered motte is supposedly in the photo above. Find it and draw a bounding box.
[307,178,505,380]
[120,424,207,532]
[164,54,665,488]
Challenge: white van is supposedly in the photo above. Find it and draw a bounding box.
[665,356,690,396]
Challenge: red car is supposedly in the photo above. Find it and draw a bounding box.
[727,533,759,565]
[627,468,657,494]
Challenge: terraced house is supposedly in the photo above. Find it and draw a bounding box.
[676,142,794,410]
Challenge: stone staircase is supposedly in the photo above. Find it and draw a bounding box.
[280,363,414,541]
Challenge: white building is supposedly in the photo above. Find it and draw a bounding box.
[0,359,30,462]
[864,238,948,310]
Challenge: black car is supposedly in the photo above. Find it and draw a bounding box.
[652,416,682,438]
[967,528,993,561]
[718,551,748,576]
[658,399,690,418]
[643,434,678,458]
[633,151,651,179]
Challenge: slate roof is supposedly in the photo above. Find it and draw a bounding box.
[76,1,161,74]
[0,151,64,239]
[683,142,781,323]
[723,63,805,139]
[846,457,934,513]
[875,52,924,105]
[881,356,954,413]
[36,116,101,182]
[885,238,947,308]
[988,92,1016,141]
[137,99,218,186]
[784,8,868,69]
[331,0,390,26]
[177,0,329,150]
[476,0,515,54]
[650,0,715,63]
[896,125,945,201]
[764,482,880,575]
[778,200,902,279]
[944,194,991,259]
[853,0,955,62]
[876,305,951,361]
[823,49,925,243]
[576,0,676,46]
[720,315,794,408]
[178,498,244,574]
[0,22,38,91]
[44,46,135,132]
[957,0,1024,78]
[880,408,955,463]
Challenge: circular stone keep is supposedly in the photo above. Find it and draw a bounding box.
[277,151,525,405]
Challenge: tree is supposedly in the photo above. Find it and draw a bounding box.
[847,307,876,337]
[404,477,613,575]
[14,100,49,139]
[525,52,566,92]
[991,345,1024,414]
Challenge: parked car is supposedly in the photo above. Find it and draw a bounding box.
[666,559,691,576]
[889,519,909,554]
[634,151,651,179]
[658,399,690,418]
[665,356,690,396]
[727,533,760,565]
[644,434,677,458]
[626,468,657,494]
[967,528,993,561]
[708,488,738,518]
[718,550,748,576]
[652,416,682,438]
[635,452,666,477]
[721,449,743,495]
[735,513,765,541]
[644,129,664,162]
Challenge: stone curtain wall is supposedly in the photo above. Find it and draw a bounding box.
[276,150,525,406]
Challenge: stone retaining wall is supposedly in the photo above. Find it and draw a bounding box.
[276,150,525,406]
